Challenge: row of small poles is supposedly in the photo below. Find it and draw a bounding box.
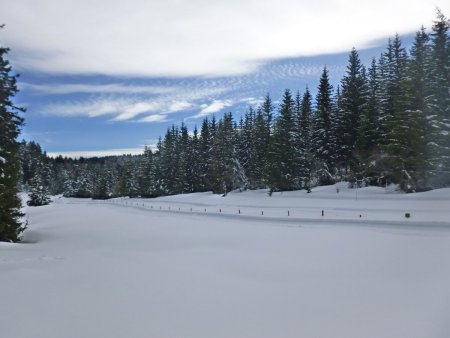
[111,200,331,217]
[109,199,412,219]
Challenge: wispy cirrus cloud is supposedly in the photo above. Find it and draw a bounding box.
[112,102,161,121]
[38,81,231,122]
[44,98,181,122]
[21,83,177,95]
[139,114,170,123]
[189,99,234,119]
[168,101,192,112]
[43,99,130,118]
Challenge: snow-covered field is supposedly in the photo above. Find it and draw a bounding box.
[2,183,450,338]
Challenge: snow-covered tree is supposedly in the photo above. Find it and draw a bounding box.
[298,88,314,190]
[0,27,26,242]
[311,67,335,185]
[336,48,368,170]
[267,89,297,191]
[427,10,450,187]
[27,174,51,206]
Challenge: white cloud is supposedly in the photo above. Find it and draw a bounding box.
[3,0,448,77]
[168,101,192,112]
[139,114,170,123]
[40,84,229,121]
[190,99,233,119]
[47,147,144,158]
[44,99,130,118]
[43,98,195,122]
[240,97,264,106]
[43,98,162,120]
[113,102,161,121]
[20,83,177,95]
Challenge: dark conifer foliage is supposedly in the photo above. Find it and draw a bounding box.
[311,67,335,185]
[298,88,314,191]
[337,48,368,170]
[427,10,450,187]
[267,89,297,192]
[0,28,26,242]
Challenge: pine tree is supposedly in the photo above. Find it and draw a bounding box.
[378,35,411,188]
[207,115,222,193]
[199,118,211,191]
[92,164,112,199]
[65,163,93,198]
[298,88,314,190]
[174,123,191,193]
[152,138,164,196]
[27,174,51,206]
[159,126,179,194]
[337,48,368,170]
[402,27,432,190]
[355,58,383,184]
[255,95,273,187]
[267,89,297,191]
[236,107,255,188]
[190,126,202,192]
[356,58,382,158]
[252,108,270,188]
[216,113,239,194]
[0,28,26,242]
[311,67,335,185]
[262,93,274,132]
[428,10,450,187]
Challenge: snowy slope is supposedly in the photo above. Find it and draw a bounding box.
[111,182,450,225]
[1,184,450,338]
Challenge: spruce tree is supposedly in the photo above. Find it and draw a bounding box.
[199,118,211,191]
[355,58,383,184]
[236,108,255,188]
[256,95,273,186]
[311,67,335,185]
[299,88,314,190]
[337,48,368,170]
[207,115,222,193]
[190,126,202,192]
[137,146,156,197]
[27,174,51,206]
[267,89,297,191]
[262,93,274,132]
[428,10,450,187]
[174,123,191,193]
[92,167,111,200]
[403,27,432,190]
[216,113,239,194]
[252,108,270,188]
[379,35,411,187]
[0,28,26,242]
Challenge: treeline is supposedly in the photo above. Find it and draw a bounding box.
[21,12,450,201]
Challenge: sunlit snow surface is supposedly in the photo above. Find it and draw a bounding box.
[2,183,450,338]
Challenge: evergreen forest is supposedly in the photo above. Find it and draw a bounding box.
[1,13,449,241]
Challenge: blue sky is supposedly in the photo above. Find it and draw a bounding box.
[2,0,448,157]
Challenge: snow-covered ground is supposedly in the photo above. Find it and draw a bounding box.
[2,183,450,338]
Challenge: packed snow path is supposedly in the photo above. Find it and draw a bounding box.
[2,184,450,338]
